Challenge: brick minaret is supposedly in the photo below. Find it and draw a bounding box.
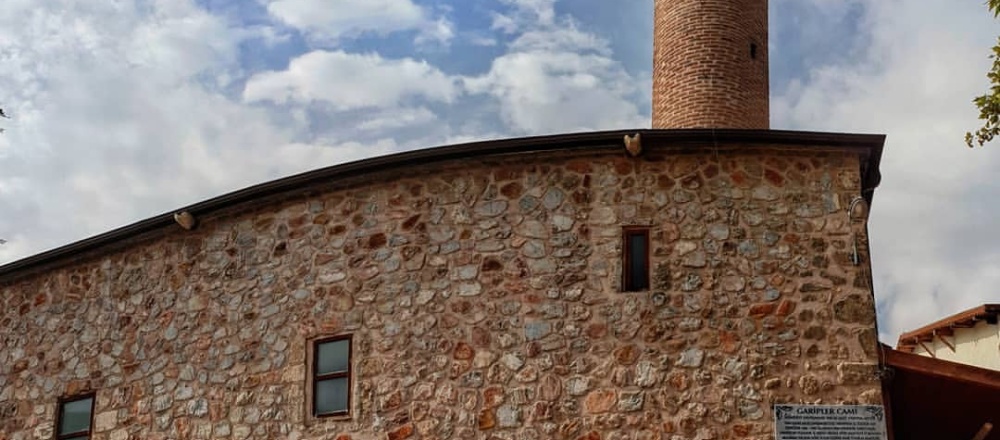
[652,0,769,129]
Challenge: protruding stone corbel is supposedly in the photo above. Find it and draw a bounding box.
[173,211,198,230]
[624,133,642,157]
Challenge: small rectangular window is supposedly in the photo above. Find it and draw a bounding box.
[623,227,650,292]
[57,394,94,440]
[312,335,352,417]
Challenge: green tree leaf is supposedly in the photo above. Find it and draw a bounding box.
[966,2,1000,147]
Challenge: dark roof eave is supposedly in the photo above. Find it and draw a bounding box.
[884,345,1000,389]
[0,128,886,281]
[897,304,1000,349]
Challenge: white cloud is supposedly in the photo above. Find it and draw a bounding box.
[467,12,645,135]
[265,0,453,46]
[466,49,643,134]
[771,0,1000,342]
[493,0,558,30]
[357,107,437,131]
[491,13,520,34]
[469,36,498,47]
[243,50,460,109]
[0,0,418,263]
[510,25,610,54]
[415,17,456,47]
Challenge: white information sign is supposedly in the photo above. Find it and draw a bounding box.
[774,405,888,440]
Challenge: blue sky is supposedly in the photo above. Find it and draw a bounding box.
[0,0,998,343]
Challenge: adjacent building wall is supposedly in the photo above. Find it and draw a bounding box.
[912,321,1000,371]
[0,146,882,440]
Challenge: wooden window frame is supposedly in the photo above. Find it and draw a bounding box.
[311,334,352,418]
[622,227,650,292]
[55,392,95,440]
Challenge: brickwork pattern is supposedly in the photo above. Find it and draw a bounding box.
[652,0,770,129]
[0,148,880,440]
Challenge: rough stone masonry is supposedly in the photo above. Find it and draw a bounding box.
[0,146,882,440]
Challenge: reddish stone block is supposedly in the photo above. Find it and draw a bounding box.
[287,214,308,228]
[587,323,608,339]
[775,299,796,316]
[719,331,741,354]
[483,386,504,408]
[730,170,749,187]
[664,337,687,352]
[388,193,405,207]
[401,214,420,231]
[478,409,496,430]
[749,303,776,317]
[612,159,633,175]
[732,424,752,437]
[566,160,592,174]
[314,253,337,265]
[367,233,387,249]
[662,421,676,433]
[560,420,583,439]
[764,168,784,186]
[583,389,617,414]
[312,213,331,225]
[614,344,639,365]
[667,372,689,391]
[387,424,413,440]
[381,391,402,412]
[703,164,719,179]
[657,174,675,189]
[577,431,601,440]
[451,300,472,314]
[500,182,524,199]
[481,257,503,272]
[678,416,697,434]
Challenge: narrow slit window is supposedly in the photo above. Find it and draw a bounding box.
[57,394,94,440]
[312,335,352,417]
[623,227,650,292]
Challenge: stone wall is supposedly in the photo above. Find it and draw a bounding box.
[0,146,882,440]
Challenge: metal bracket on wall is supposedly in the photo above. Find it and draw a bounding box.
[851,234,860,266]
[848,197,867,266]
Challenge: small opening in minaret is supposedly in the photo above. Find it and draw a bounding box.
[750,43,758,60]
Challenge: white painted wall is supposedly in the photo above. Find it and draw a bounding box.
[912,321,1000,371]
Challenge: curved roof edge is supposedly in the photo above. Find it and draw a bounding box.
[0,128,886,281]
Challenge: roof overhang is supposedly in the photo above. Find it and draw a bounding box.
[883,346,1000,440]
[896,304,1000,352]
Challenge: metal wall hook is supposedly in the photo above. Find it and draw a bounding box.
[848,196,868,223]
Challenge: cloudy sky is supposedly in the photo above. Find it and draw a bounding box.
[0,0,997,343]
